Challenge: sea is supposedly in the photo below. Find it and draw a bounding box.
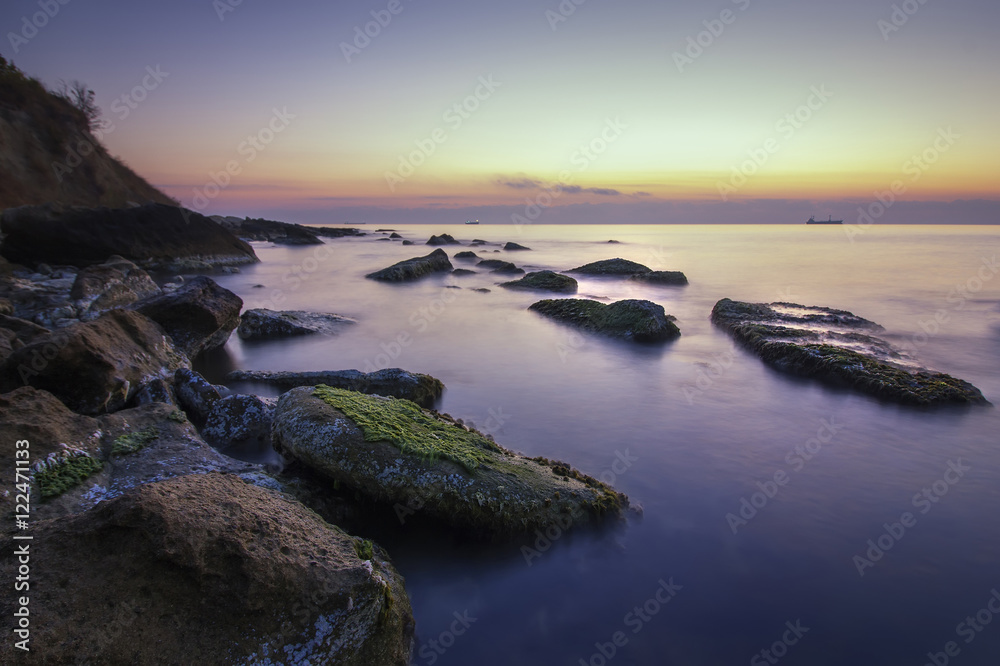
[205,223,1000,666]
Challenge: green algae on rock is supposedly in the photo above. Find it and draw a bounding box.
[273,386,629,537]
[529,298,680,343]
[33,448,104,499]
[313,386,500,472]
[111,425,160,456]
[711,298,989,407]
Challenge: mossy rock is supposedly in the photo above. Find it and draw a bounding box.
[529,298,680,343]
[629,270,688,286]
[711,298,989,407]
[272,387,629,538]
[500,270,578,294]
[111,426,160,456]
[33,449,104,499]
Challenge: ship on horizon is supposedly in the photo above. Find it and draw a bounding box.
[807,215,843,224]
[466,219,480,224]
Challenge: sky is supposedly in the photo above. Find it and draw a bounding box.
[2,0,998,224]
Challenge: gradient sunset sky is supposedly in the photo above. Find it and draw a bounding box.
[3,0,998,223]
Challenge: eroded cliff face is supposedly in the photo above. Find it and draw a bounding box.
[0,59,175,210]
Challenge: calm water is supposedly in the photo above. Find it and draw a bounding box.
[209,224,1000,666]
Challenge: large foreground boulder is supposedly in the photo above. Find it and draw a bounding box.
[132,276,242,357]
[0,203,258,269]
[0,473,414,665]
[529,298,681,343]
[238,308,356,340]
[0,310,189,414]
[569,258,651,275]
[500,270,577,293]
[711,298,989,407]
[365,249,453,281]
[272,387,628,538]
[227,367,444,408]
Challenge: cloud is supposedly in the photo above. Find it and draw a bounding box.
[495,177,620,196]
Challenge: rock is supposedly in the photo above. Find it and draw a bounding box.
[470,239,488,245]
[477,259,523,274]
[70,255,161,320]
[0,310,189,414]
[226,367,444,408]
[569,258,652,275]
[272,387,629,538]
[202,393,276,458]
[376,238,391,242]
[0,387,103,520]
[606,240,620,244]
[389,232,402,239]
[472,288,492,293]
[0,298,11,315]
[529,298,681,343]
[0,473,413,665]
[130,377,178,408]
[174,368,227,425]
[500,270,578,293]
[504,242,531,251]
[365,249,453,282]
[426,233,460,246]
[401,240,414,245]
[454,251,479,259]
[132,276,242,358]
[211,215,323,245]
[311,226,366,238]
[220,266,240,274]
[711,298,990,406]
[628,270,688,286]
[0,203,258,269]
[0,313,50,348]
[237,308,356,340]
[451,269,476,276]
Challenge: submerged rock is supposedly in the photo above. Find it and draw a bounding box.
[426,233,460,246]
[226,367,444,408]
[500,270,578,293]
[451,268,476,276]
[0,473,413,665]
[0,310,189,415]
[629,270,688,286]
[272,387,628,538]
[453,251,479,260]
[504,242,531,251]
[530,298,680,343]
[477,259,523,274]
[366,249,453,282]
[132,276,242,358]
[569,258,652,275]
[711,298,990,407]
[237,308,356,340]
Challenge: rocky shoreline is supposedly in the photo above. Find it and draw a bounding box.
[0,205,991,662]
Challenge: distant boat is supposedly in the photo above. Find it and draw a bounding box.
[807,215,843,225]
[465,219,480,225]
